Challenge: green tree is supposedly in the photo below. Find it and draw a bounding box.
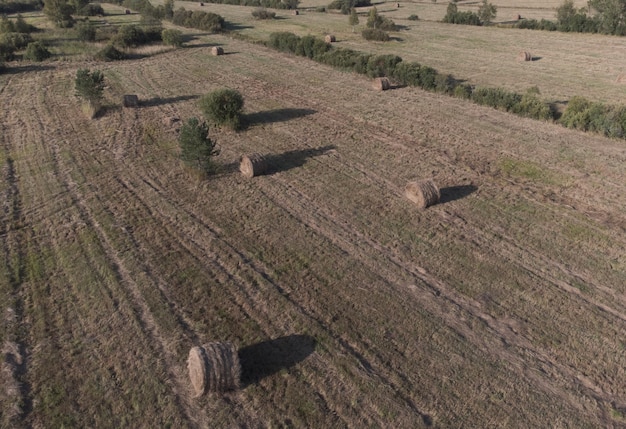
[44,0,75,27]
[349,7,359,30]
[75,68,104,105]
[163,0,174,19]
[178,118,220,174]
[198,88,244,130]
[588,0,626,34]
[24,41,51,61]
[367,6,381,28]
[477,0,496,24]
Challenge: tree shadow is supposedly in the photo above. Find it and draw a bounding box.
[238,334,317,387]
[141,94,199,107]
[1,64,55,75]
[439,184,477,204]
[244,108,317,127]
[265,145,335,174]
[223,22,254,31]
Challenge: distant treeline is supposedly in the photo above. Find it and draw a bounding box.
[267,32,626,140]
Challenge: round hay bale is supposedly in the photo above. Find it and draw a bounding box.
[405,179,440,209]
[518,51,532,61]
[372,77,390,91]
[325,34,336,43]
[211,46,224,56]
[396,2,400,7]
[240,153,268,178]
[292,9,299,15]
[188,342,241,397]
[123,94,139,108]
[125,8,130,14]
[200,1,204,5]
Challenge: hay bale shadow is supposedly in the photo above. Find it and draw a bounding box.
[439,185,477,204]
[244,108,317,127]
[238,334,316,387]
[265,145,335,174]
[531,56,542,61]
[141,94,199,107]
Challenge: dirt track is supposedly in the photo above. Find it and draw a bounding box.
[1,33,626,428]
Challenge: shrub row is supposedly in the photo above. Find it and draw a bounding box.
[171,9,224,32]
[251,8,275,19]
[186,0,298,10]
[560,96,626,138]
[0,0,41,14]
[113,23,162,48]
[327,0,371,14]
[0,31,33,60]
[442,3,481,26]
[361,28,389,41]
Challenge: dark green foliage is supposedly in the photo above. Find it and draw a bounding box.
[361,28,389,41]
[407,14,419,20]
[24,40,50,61]
[163,0,174,18]
[295,34,331,59]
[113,23,161,48]
[366,7,396,30]
[0,16,16,33]
[268,31,300,52]
[453,83,473,99]
[1,31,32,49]
[588,0,626,35]
[179,117,219,174]
[199,88,244,130]
[317,47,370,71]
[391,61,421,86]
[161,28,182,46]
[442,2,481,25]
[516,18,558,31]
[0,42,16,61]
[14,14,36,32]
[349,7,359,24]
[435,73,457,94]
[471,87,522,112]
[315,6,325,11]
[477,0,496,24]
[512,93,553,120]
[94,43,125,60]
[76,21,96,41]
[560,98,626,138]
[43,0,75,27]
[0,0,42,14]
[77,3,104,15]
[418,65,437,90]
[251,8,275,18]
[366,54,401,77]
[171,9,224,32]
[75,68,104,104]
[327,0,370,13]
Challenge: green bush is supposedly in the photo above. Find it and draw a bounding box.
[361,28,389,41]
[77,3,104,15]
[435,73,457,94]
[418,65,437,90]
[366,7,396,30]
[95,44,125,61]
[0,32,32,50]
[442,3,481,25]
[179,117,219,175]
[512,93,553,120]
[75,68,105,109]
[453,83,472,99]
[295,35,330,59]
[327,0,370,13]
[0,16,16,33]
[471,87,522,111]
[0,43,15,61]
[318,48,371,72]
[268,32,300,53]
[114,24,146,48]
[199,88,244,130]
[366,54,401,77]
[161,28,182,46]
[171,9,224,32]
[407,14,419,21]
[24,40,51,61]
[251,8,275,19]
[76,21,96,42]
[516,18,557,31]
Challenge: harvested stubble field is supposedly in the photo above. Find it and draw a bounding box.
[1,28,626,428]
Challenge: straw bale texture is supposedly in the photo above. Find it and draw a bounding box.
[240,153,268,178]
[405,179,440,209]
[188,342,241,396]
[372,77,390,91]
[212,46,224,56]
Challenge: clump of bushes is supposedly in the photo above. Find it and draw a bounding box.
[366,54,401,77]
[251,8,275,19]
[95,44,125,61]
[366,7,396,31]
[76,3,105,16]
[515,18,557,31]
[76,21,96,42]
[560,96,626,137]
[23,41,51,61]
[268,32,301,53]
[172,9,224,32]
[294,34,331,59]
[408,14,418,21]
[327,0,370,14]
[361,28,389,41]
[442,2,481,25]
[199,88,244,130]
[161,28,183,46]
[179,117,220,175]
[113,24,162,48]
[1,15,36,33]
[75,68,105,117]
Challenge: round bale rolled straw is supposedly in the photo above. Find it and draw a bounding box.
[188,342,241,397]
[212,46,224,56]
[405,179,440,209]
[325,34,336,43]
[240,153,268,178]
[292,9,299,15]
[518,51,532,61]
[372,77,390,91]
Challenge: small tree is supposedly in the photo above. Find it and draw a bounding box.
[477,0,497,24]
[44,0,75,27]
[24,41,51,61]
[349,7,359,31]
[198,88,244,130]
[161,28,182,46]
[75,68,105,116]
[367,6,381,28]
[164,0,174,19]
[179,117,219,175]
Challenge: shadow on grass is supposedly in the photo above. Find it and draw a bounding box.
[220,145,335,176]
[439,184,477,204]
[141,94,199,107]
[238,334,316,387]
[244,108,316,127]
[1,64,55,75]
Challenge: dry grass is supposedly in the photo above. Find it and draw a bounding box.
[1,20,626,429]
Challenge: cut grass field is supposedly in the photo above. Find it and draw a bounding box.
[2,6,626,429]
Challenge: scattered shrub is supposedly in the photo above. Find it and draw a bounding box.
[366,54,401,77]
[251,8,275,19]
[179,117,220,175]
[77,3,104,16]
[268,31,300,53]
[95,43,125,61]
[24,40,51,61]
[0,16,16,33]
[199,88,244,130]
[172,8,224,31]
[442,2,481,25]
[161,28,182,46]
[75,68,105,116]
[295,34,331,59]
[366,7,396,31]
[0,32,32,50]
[471,87,522,112]
[407,14,418,21]
[362,28,389,41]
[453,83,473,99]
[76,21,96,42]
[14,15,36,33]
